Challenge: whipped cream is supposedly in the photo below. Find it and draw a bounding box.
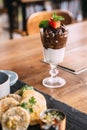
[43,47,65,65]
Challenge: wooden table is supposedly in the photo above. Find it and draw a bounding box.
[0,21,87,114]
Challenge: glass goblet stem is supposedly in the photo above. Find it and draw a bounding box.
[49,64,58,78]
[42,63,66,88]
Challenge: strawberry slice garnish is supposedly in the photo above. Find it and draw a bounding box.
[48,13,64,29]
[39,13,64,29]
[49,18,61,29]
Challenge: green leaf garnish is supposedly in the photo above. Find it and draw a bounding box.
[22,85,34,91]
[39,20,49,28]
[20,96,36,113]
[20,102,28,109]
[29,108,34,113]
[19,85,34,96]
[52,13,64,21]
[29,96,36,105]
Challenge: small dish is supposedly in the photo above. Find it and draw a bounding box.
[0,70,18,86]
[40,108,66,130]
[0,72,10,98]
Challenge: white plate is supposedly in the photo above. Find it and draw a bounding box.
[0,70,18,86]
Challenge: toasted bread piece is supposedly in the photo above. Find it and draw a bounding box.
[1,106,30,130]
[21,90,47,125]
[6,94,21,102]
[0,97,19,122]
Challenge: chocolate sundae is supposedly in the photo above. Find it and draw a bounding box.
[39,13,68,65]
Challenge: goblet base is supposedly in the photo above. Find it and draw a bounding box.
[42,76,66,88]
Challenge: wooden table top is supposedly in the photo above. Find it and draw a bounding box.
[0,21,87,114]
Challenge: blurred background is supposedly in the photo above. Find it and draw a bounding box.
[0,0,86,42]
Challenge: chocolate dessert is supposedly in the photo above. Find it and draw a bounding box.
[39,13,68,50]
[41,24,68,49]
[39,13,68,88]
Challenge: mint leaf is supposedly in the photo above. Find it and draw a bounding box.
[52,13,64,21]
[39,20,49,28]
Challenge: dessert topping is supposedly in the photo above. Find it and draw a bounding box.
[39,13,64,29]
[49,18,61,29]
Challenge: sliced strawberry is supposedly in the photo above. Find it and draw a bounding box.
[39,13,64,29]
[49,19,61,29]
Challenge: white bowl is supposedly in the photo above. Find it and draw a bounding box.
[0,70,18,86]
[0,72,10,98]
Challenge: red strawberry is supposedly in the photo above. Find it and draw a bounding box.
[49,18,61,29]
[39,13,64,29]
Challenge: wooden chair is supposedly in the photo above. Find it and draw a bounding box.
[27,9,74,35]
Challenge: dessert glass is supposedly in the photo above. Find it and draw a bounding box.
[40,25,68,88]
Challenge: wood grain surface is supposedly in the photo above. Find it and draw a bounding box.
[0,21,87,114]
[59,21,87,73]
